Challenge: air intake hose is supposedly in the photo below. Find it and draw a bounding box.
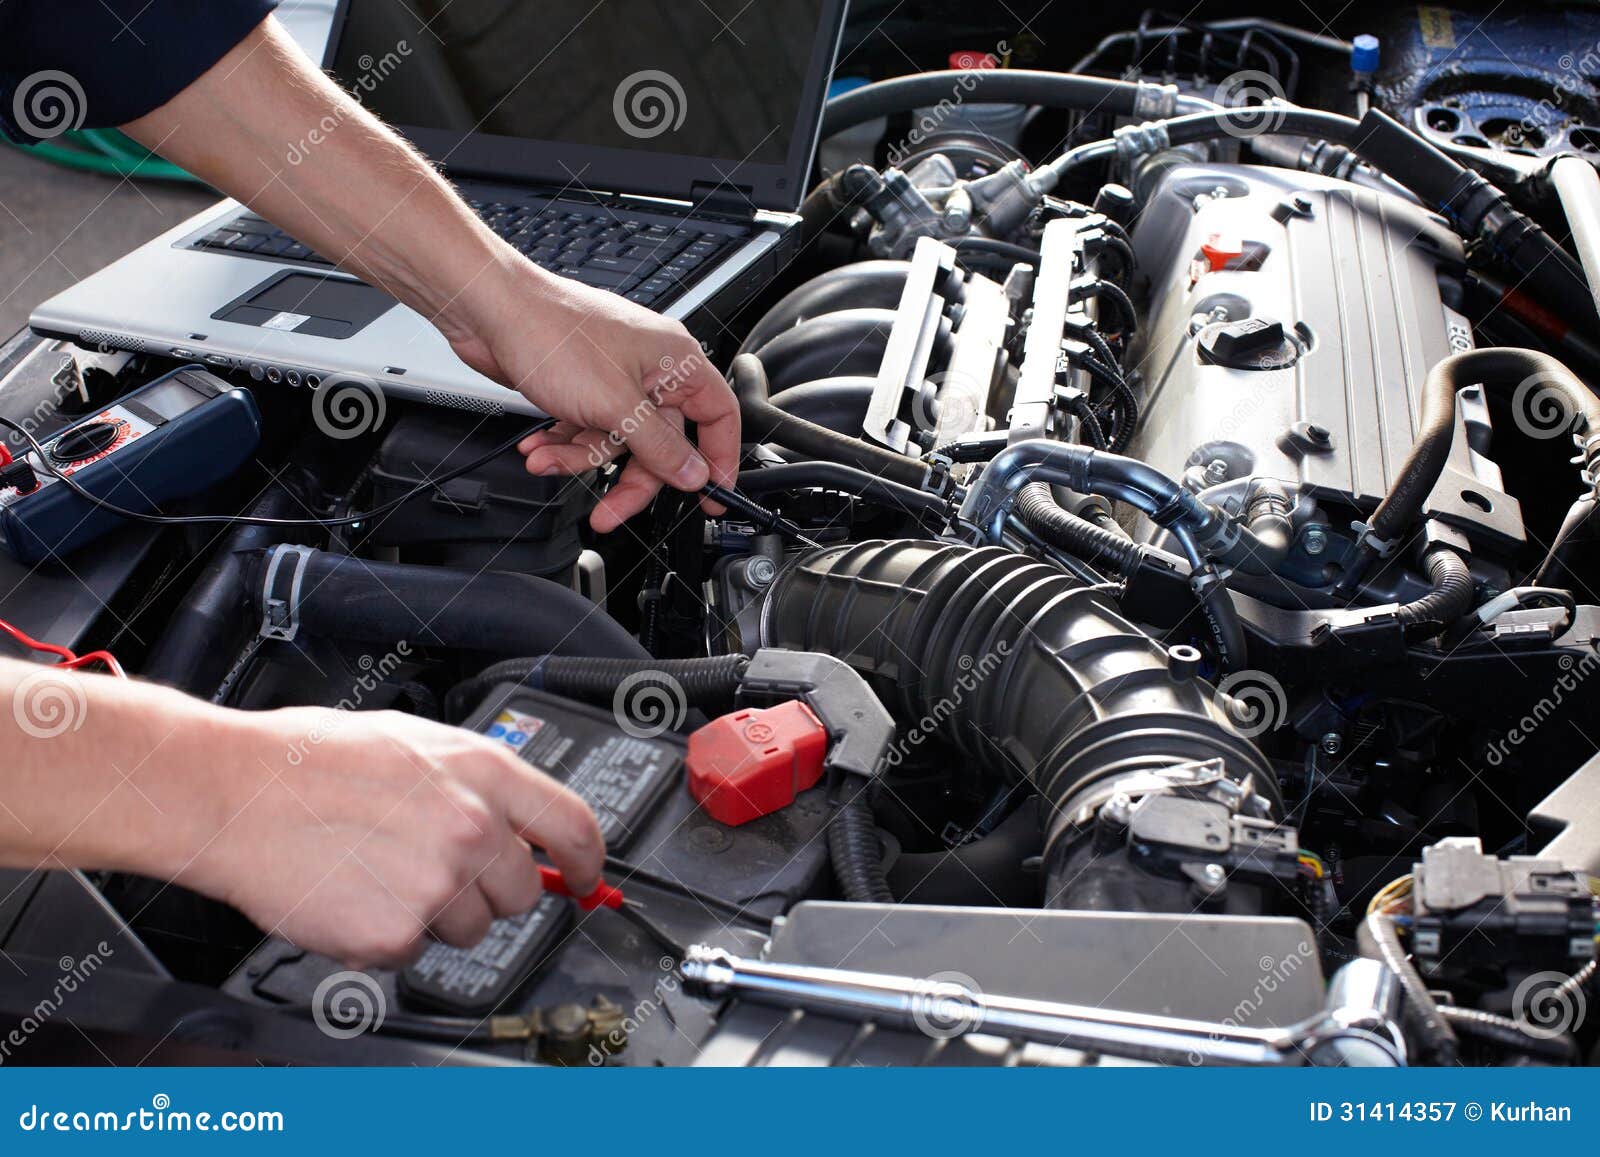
[760,540,1275,905]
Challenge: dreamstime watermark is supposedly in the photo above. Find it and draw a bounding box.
[311,372,388,440]
[17,1095,283,1134]
[586,351,706,468]
[883,642,1010,768]
[1484,648,1600,766]
[286,42,413,164]
[611,670,688,739]
[1213,70,1289,139]
[12,667,88,740]
[11,71,86,140]
[613,70,687,139]
[1185,939,1316,1064]
[1512,969,1588,1039]
[0,943,114,1065]
[1518,39,1600,142]
[311,970,387,1039]
[884,41,1012,168]
[908,970,985,1040]
[1509,371,1582,441]
[1213,669,1289,738]
[586,954,680,1065]
[284,642,413,766]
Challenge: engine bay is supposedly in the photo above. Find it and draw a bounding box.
[3,1,1600,1068]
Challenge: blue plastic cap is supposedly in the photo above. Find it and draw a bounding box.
[1351,34,1381,74]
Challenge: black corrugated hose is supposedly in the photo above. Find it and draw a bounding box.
[1013,482,1142,574]
[828,793,896,904]
[445,655,748,723]
[1393,547,1477,640]
[1357,914,1458,1066]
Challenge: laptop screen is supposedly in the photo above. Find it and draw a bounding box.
[325,0,844,212]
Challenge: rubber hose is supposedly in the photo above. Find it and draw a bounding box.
[247,549,646,660]
[737,461,947,518]
[1436,1006,1578,1063]
[821,70,1165,138]
[828,796,895,903]
[738,262,911,355]
[446,654,746,722]
[1394,547,1476,639]
[731,354,935,490]
[1365,349,1600,550]
[767,378,876,433]
[143,482,309,693]
[762,540,1275,904]
[1013,482,1141,574]
[748,309,908,393]
[1357,914,1458,1066]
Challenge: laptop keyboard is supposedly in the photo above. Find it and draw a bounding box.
[193,196,751,311]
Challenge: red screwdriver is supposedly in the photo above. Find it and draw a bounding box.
[537,865,685,958]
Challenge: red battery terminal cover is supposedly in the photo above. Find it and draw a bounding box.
[686,700,829,825]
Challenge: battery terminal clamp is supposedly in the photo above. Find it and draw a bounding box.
[686,649,895,825]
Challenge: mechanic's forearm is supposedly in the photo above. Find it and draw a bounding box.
[0,658,252,881]
[120,16,517,339]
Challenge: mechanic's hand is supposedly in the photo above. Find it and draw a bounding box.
[183,707,604,969]
[446,264,740,532]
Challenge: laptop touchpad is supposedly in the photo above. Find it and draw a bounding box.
[212,271,395,339]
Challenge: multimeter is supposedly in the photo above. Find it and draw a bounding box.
[0,365,262,564]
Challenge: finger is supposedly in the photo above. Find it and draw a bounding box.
[478,835,544,918]
[524,439,615,477]
[615,393,708,493]
[591,455,662,533]
[497,760,605,894]
[669,361,742,493]
[428,886,496,948]
[519,421,581,455]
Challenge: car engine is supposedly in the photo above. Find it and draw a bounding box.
[3,2,1598,1068]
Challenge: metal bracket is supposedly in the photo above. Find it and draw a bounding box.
[257,543,315,642]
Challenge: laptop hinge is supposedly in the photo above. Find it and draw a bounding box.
[690,181,757,219]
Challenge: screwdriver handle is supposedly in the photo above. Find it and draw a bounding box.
[538,865,624,910]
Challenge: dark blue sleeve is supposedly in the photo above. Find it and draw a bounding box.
[0,0,278,143]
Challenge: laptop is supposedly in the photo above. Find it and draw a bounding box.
[30,0,848,417]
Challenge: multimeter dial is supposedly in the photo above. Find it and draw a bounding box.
[49,420,121,465]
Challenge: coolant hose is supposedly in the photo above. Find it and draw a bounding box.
[731,354,936,491]
[445,654,747,722]
[820,70,1186,138]
[738,262,911,355]
[1354,348,1600,576]
[1357,914,1458,1066]
[246,548,647,660]
[767,378,876,433]
[738,461,947,518]
[144,481,309,694]
[761,540,1275,904]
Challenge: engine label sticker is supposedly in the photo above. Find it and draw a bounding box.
[485,709,546,752]
[1418,6,1456,49]
[261,311,310,332]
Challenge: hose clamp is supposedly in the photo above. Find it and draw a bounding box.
[1349,519,1400,559]
[1133,82,1180,120]
[258,544,315,642]
[1113,120,1172,167]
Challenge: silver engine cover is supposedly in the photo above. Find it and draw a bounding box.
[1124,163,1523,554]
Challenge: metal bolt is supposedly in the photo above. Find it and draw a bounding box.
[1302,527,1328,556]
[1204,458,1230,485]
[746,556,777,586]
[1320,731,1342,756]
[1201,863,1227,886]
